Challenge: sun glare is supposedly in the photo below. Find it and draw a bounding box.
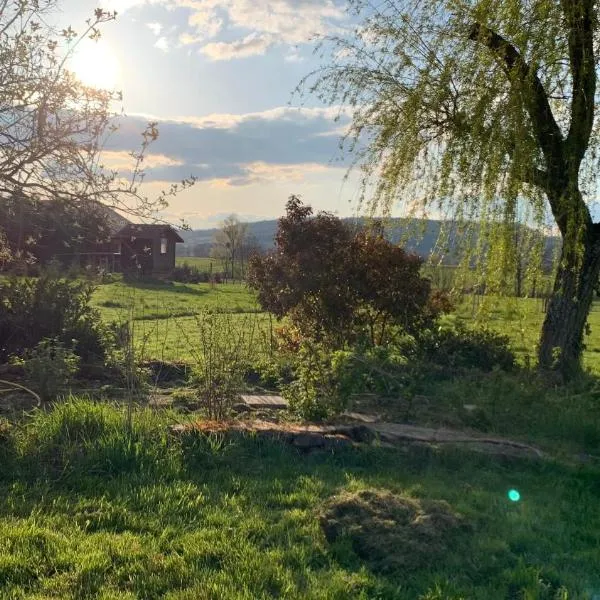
[70,41,121,91]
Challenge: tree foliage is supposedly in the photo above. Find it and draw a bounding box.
[0,194,112,266]
[300,0,600,376]
[211,215,249,280]
[248,196,441,347]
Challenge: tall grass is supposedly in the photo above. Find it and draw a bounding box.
[0,399,598,598]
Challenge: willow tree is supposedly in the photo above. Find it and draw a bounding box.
[301,0,600,376]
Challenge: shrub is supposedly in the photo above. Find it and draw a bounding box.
[171,262,211,284]
[12,338,79,403]
[0,270,108,364]
[243,356,294,389]
[248,196,446,349]
[283,341,416,420]
[282,343,348,420]
[102,321,150,395]
[178,311,260,419]
[416,323,516,372]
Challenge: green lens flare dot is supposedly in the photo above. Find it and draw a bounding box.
[508,489,521,502]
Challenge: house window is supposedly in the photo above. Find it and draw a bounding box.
[160,236,168,255]
[115,241,122,255]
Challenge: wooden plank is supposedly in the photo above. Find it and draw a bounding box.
[240,395,288,409]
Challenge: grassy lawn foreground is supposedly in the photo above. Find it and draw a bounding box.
[0,400,598,599]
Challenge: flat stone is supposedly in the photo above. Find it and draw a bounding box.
[340,411,380,423]
[324,434,354,449]
[170,419,544,459]
[240,395,288,410]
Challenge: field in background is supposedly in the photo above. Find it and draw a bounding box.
[92,279,600,373]
[175,256,221,271]
[453,296,600,373]
[92,280,270,362]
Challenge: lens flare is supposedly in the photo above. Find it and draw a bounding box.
[69,41,121,90]
[508,489,521,502]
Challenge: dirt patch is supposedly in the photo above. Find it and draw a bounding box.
[320,489,471,573]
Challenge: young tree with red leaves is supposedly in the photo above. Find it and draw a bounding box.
[248,196,441,348]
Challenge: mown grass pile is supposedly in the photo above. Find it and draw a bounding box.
[0,398,599,599]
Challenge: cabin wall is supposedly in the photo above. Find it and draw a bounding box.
[152,235,176,273]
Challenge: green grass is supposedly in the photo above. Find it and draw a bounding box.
[92,280,260,321]
[92,278,600,373]
[0,399,598,599]
[91,281,267,362]
[175,257,221,270]
[128,312,274,362]
[453,295,600,373]
[88,277,600,373]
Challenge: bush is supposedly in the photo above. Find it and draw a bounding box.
[283,341,417,420]
[12,338,79,403]
[416,323,516,372]
[243,356,294,389]
[248,197,446,349]
[171,263,211,284]
[282,343,349,420]
[0,270,109,364]
[181,311,260,419]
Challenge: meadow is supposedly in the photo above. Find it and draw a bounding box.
[92,280,270,362]
[91,278,600,373]
[0,399,598,599]
[175,256,222,271]
[0,279,598,598]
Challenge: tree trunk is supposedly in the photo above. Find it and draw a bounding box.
[538,227,600,376]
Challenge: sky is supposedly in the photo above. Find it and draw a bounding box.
[58,0,364,228]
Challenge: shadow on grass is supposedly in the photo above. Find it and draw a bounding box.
[1,403,599,598]
[124,280,213,297]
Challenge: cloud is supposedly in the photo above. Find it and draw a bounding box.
[146,21,163,35]
[111,0,346,57]
[178,32,202,45]
[213,161,333,187]
[103,105,353,185]
[200,32,274,60]
[140,105,353,129]
[284,51,304,63]
[100,151,185,171]
[154,36,170,51]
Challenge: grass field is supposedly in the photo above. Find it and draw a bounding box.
[453,295,600,373]
[3,276,600,598]
[175,257,221,271]
[91,279,600,373]
[92,281,260,321]
[91,281,269,362]
[0,399,598,599]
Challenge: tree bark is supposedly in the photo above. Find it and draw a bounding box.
[538,222,600,376]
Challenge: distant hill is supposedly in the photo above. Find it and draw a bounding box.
[179,220,279,250]
[177,218,559,267]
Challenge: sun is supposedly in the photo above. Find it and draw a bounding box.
[69,41,121,90]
